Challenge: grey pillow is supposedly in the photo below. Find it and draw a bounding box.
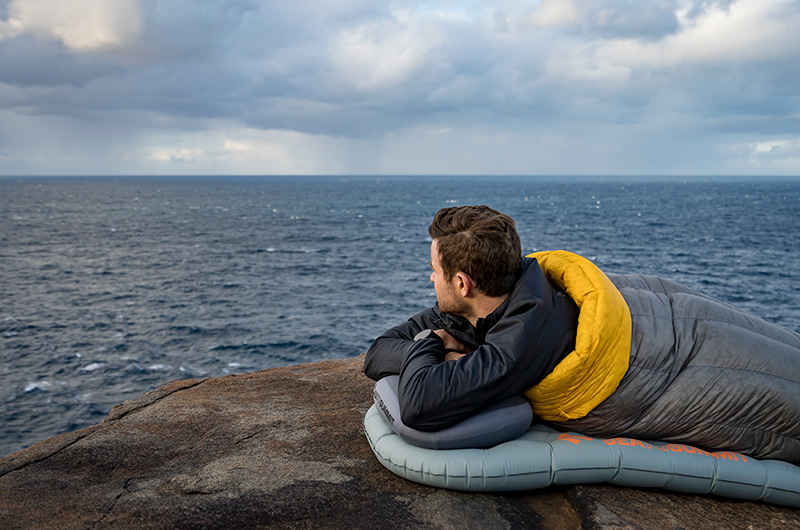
[372,375,533,449]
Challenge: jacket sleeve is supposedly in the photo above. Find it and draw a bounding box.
[398,297,568,431]
[363,307,443,381]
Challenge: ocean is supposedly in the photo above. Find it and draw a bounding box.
[1,175,799,457]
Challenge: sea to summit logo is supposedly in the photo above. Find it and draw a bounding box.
[373,388,395,425]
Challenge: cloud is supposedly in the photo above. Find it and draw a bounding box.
[147,147,205,163]
[1,0,800,175]
[591,0,800,68]
[748,137,800,167]
[133,125,356,174]
[145,134,293,167]
[2,0,143,53]
[329,17,444,92]
[528,0,681,40]
[0,15,24,40]
[528,0,579,28]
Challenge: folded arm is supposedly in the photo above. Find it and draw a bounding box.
[397,317,527,430]
[365,298,565,431]
[398,300,567,431]
[363,307,442,380]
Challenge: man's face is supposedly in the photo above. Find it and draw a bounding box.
[430,240,470,316]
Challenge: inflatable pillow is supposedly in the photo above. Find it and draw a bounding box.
[372,375,533,450]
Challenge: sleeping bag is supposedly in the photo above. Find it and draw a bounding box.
[532,251,800,464]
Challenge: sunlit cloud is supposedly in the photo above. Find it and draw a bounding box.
[528,0,579,27]
[748,137,800,167]
[147,148,205,163]
[0,16,25,40]
[1,0,143,53]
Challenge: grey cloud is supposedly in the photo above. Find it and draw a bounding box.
[649,59,800,126]
[0,35,121,88]
[577,0,681,40]
[1,0,799,150]
[0,1,630,133]
[135,0,258,60]
[684,0,736,21]
[241,99,409,138]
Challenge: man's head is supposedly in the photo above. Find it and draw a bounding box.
[428,205,521,300]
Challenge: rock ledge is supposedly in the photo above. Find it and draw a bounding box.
[1,356,797,529]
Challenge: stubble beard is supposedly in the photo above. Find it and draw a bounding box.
[436,286,472,320]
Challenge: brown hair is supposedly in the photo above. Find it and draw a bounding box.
[428,205,521,297]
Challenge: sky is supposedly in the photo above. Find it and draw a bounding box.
[1,0,799,177]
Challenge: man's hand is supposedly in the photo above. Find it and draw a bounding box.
[433,329,472,362]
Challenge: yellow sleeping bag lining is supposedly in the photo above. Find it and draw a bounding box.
[524,251,632,421]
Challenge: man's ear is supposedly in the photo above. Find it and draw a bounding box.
[454,272,474,298]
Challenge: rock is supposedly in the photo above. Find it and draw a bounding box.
[0,355,798,529]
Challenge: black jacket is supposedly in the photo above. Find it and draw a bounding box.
[364,257,579,431]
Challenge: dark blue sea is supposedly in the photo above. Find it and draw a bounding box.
[1,175,799,457]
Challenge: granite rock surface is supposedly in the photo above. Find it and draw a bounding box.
[1,355,798,529]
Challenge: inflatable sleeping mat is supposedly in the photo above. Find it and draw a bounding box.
[364,376,800,507]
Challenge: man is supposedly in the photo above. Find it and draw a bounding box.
[364,205,800,463]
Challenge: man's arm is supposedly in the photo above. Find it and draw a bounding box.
[397,300,567,431]
[363,307,442,380]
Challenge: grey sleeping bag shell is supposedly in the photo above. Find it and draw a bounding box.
[561,273,800,465]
